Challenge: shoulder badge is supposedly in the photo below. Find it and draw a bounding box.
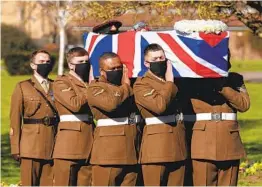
[143,89,155,97]
[61,87,72,92]
[94,89,104,96]
[9,128,14,136]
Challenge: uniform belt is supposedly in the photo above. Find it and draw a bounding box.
[145,114,183,125]
[184,113,237,121]
[97,115,141,127]
[23,117,59,126]
[59,114,93,122]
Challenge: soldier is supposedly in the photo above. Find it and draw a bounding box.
[52,47,94,186]
[185,51,250,186]
[9,50,58,186]
[133,44,187,186]
[87,52,140,186]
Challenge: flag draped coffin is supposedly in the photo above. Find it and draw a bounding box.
[83,30,229,78]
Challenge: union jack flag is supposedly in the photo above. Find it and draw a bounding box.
[83,30,229,78]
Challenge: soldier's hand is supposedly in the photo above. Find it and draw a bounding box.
[165,60,174,82]
[122,65,130,86]
[89,66,94,84]
[11,154,20,162]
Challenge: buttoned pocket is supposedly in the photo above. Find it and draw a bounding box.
[191,122,207,156]
[146,124,173,135]
[92,126,127,160]
[24,96,41,117]
[192,122,206,131]
[227,122,245,156]
[143,125,174,159]
[59,123,81,131]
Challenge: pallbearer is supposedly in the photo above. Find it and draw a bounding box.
[133,44,187,186]
[52,47,93,186]
[87,52,140,186]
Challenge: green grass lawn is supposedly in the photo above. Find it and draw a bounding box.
[1,61,262,185]
[230,60,262,72]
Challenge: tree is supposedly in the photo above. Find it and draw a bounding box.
[37,1,82,75]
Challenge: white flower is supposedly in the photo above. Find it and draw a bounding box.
[174,19,228,34]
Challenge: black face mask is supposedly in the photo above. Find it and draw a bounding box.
[149,60,167,79]
[35,63,53,78]
[105,69,123,86]
[74,62,91,82]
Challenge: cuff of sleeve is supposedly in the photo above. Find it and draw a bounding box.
[219,86,237,99]
[11,145,20,155]
[121,83,133,96]
[165,81,178,97]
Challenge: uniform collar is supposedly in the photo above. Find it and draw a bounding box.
[67,72,88,88]
[145,71,166,84]
[69,71,83,82]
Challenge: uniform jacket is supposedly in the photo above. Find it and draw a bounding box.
[87,76,138,165]
[189,72,250,161]
[10,76,56,159]
[133,71,187,164]
[52,73,93,160]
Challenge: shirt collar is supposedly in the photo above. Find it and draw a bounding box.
[34,73,48,84]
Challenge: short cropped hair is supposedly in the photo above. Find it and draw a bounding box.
[144,44,164,56]
[30,50,51,63]
[66,47,89,63]
[99,52,119,68]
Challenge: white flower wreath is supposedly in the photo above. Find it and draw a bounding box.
[174,20,228,34]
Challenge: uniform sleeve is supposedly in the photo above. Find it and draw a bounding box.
[133,79,178,115]
[219,73,250,112]
[9,83,23,155]
[87,82,132,112]
[53,79,87,112]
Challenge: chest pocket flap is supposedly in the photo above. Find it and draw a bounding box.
[24,96,41,117]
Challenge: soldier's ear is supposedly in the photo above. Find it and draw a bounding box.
[30,63,37,70]
[68,63,74,71]
[144,61,150,68]
[100,69,107,78]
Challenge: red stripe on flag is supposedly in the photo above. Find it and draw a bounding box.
[87,35,99,54]
[158,33,221,77]
[118,31,136,77]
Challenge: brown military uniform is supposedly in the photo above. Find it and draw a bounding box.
[52,73,93,186]
[187,73,250,186]
[10,76,57,186]
[87,76,138,186]
[133,71,187,186]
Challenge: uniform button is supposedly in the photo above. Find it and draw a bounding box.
[214,100,216,102]
[46,104,48,107]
